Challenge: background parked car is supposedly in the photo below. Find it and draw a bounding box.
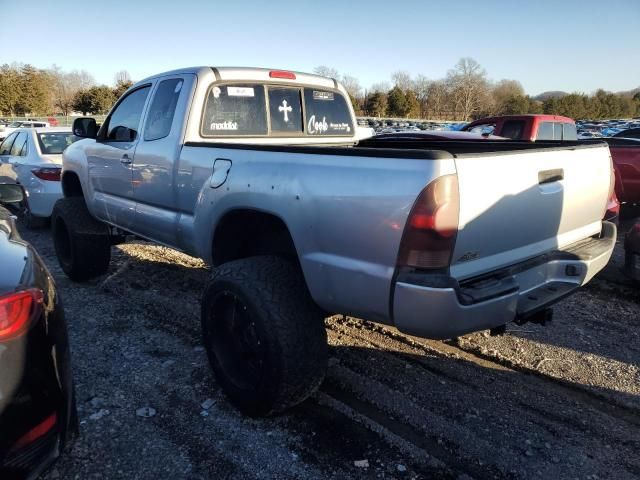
[613,127,640,139]
[0,121,50,141]
[600,137,640,206]
[0,184,76,480]
[461,114,577,141]
[0,128,79,228]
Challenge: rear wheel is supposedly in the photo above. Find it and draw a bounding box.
[51,197,111,281]
[202,256,328,416]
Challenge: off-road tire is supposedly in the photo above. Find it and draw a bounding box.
[202,256,328,416]
[51,197,111,281]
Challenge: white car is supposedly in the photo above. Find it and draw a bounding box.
[0,120,50,141]
[0,127,79,227]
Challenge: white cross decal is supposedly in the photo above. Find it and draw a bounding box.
[278,100,292,122]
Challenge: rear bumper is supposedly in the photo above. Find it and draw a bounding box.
[24,179,62,218]
[392,222,616,339]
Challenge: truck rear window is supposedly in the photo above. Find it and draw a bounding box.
[501,120,525,140]
[538,122,576,141]
[303,89,353,136]
[201,83,353,138]
[202,84,268,136]
[268,87,303,134]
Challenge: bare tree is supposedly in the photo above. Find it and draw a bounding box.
[425,80,449,119]
[370,82,391,93]
[413,75,431,117]
[446,58,489,120]
[490,79,525,114]
[114,70,132,86]
[340,75,362,99]
[391,70,413,91]
[313,66,339,79]
[49,65,96,116]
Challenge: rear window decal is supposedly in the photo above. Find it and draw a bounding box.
[313,91,334,101]
[303,88,353,136]
[227,86,255,97]
[278,100,293,122]
[202,83,268,136]
[209,121,239,131]
[308,115,328,135]
[330,122,351,132]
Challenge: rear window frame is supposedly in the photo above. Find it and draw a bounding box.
[36,132,79,155]
[199,81,353,139]
[500,120,526,140]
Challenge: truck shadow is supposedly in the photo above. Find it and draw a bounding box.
[287,341,640,479]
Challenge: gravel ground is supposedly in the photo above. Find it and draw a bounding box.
[17,218,638,480]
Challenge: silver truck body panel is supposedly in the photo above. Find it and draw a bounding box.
[177,146,455,322]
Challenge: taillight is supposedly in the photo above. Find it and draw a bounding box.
[604,161,617,218]
[0,289,44,341]
[11,412,57,451]
[397,175,460,269]
[32,167,61,181]
[269,70,296,80]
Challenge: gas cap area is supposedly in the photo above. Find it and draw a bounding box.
[210,158,232,188]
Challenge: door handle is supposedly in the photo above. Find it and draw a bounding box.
[120,154,132,165]
[538,169,563,185]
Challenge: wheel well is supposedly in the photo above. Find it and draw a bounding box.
[61,172,83,197]
[212,210,299,267]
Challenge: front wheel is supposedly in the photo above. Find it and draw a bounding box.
[51,197,111,281]
[202,256,328,416]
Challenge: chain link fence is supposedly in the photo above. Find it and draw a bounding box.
[1,115,108,127]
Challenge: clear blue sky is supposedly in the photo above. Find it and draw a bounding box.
[1,0,638,95]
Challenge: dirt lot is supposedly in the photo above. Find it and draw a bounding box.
[20,219,638,480]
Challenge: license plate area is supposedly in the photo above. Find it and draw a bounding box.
[516,281,575,316]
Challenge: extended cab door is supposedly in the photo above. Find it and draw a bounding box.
[86,85,152,229]
[0,133,19,182]
[130,74,195,246]
[0,131,27,183]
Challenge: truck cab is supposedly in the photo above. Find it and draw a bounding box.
[462,114,578,141]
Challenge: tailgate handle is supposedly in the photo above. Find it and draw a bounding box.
[538,169,563,185]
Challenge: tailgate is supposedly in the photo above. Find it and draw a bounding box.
[450,144,611,280]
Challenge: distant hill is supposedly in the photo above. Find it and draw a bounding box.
[532,91,569,101]
[617,86,640,97]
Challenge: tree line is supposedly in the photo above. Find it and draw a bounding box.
[0,63,133,117]
[1,60,638,121]
[315,59,640,120]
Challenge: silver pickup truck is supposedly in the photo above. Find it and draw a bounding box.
[54,66,616,416]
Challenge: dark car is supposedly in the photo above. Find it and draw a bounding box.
[0,184,76,480]
[613,128,640,140]
[625,222,640,282]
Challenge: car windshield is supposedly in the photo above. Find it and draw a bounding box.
[8,122,23,127]
[37,132,80,154]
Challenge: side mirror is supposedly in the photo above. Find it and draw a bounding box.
[0,184,25,204]
[72,117,98,139]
